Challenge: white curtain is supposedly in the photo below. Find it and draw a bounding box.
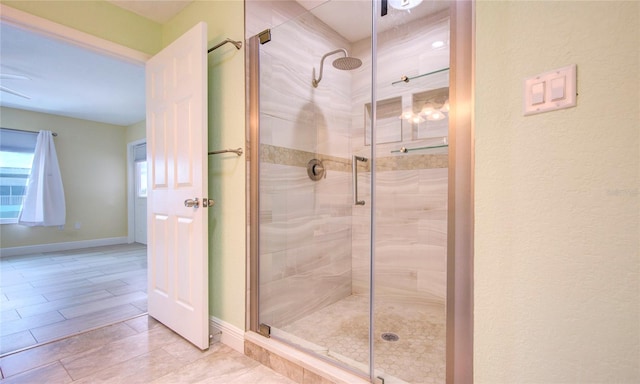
[18,130,66,226]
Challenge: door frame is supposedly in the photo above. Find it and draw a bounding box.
[127,138,147,243]
[1,5,150,246]
[0,5,149,65]
[1,5,151,247]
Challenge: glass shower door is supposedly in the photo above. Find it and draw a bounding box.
[255,1,373,378]
[370,1,451,383]
[252,0,451,382]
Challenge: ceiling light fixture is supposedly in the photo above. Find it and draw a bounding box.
[388,0,423,11]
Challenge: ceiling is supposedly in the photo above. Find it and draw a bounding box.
[0,1,191,127]
[0,0,447,127]
[105,0,192,24]
[301,0,449,43]
[0,22,146,126]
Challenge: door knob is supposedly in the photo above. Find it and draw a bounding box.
[184,198,200,208]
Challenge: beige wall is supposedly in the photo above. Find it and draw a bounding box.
[162,1,246,330]
[475,1,640,382]
[0,107,128,248]
[126,120,146,144]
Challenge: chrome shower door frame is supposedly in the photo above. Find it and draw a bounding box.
[246,1,475,381]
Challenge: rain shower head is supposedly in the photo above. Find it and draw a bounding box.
[332,56,362,70]
[312,49,362,88]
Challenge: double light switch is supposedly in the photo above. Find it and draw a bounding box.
[524,64,576,116]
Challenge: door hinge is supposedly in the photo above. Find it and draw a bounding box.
[258,29,271,45]
[202,198,215,208]
[258,323,271,338]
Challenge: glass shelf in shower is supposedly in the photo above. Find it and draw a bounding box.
[391,137,449,154]
[391,67,450,86]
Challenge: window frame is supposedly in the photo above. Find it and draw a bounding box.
[0,129,37,225]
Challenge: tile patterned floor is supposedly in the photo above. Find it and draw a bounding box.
[0,243,147,355]
[0,315,296,383]
[278,295,446,384]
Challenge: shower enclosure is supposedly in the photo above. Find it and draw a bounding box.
[248,1,454,382]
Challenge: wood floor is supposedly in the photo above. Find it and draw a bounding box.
[0,315,296,383]
[0,243,147,355]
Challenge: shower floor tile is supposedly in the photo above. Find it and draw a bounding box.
[278,295,445,384]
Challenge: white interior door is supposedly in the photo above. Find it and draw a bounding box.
[146,22,209,350]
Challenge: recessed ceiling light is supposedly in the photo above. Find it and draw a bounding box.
[432,40,445,49]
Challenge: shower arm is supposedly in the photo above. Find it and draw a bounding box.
[312,49,347,88]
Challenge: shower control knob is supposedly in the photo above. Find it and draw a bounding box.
[312,163,324,176]
[307,159,325,181]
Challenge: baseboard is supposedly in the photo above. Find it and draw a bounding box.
[209,316,245,353]
[0,237,129,257]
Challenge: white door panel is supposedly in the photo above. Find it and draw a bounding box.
[146,22,209,350]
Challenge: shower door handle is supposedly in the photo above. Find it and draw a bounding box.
[353,155,368,206]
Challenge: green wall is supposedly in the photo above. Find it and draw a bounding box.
[475,1,640,382]
[1,0,162,55]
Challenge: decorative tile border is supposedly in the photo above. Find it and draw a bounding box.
[260,144,448,172]
[260,144,351,173]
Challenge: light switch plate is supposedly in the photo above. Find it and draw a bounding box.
[523,64,576,116]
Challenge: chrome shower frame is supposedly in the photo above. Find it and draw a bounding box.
[246,2,475,380]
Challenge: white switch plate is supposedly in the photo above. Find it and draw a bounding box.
[523,64,576,116]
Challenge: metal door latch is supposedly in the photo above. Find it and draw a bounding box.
[184,198,199,208]
[202,198,215,208]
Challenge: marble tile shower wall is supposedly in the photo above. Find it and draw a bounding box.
[254,5,357,328]
[349,13,451,305]
[352,167,448,305]
[248,2,451,329]
[258,9,354,158]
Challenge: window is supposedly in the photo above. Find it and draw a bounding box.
[0,129,37,224]
[136,161,147,198]
[134,143,147,198]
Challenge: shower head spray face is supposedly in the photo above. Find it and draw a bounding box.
[312,49,361,88]
[332,56,362,71]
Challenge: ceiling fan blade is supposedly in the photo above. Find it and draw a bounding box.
[0,73,30,80]
[0,85,31,99]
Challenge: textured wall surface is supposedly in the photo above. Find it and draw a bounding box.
[475,1,640,382]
